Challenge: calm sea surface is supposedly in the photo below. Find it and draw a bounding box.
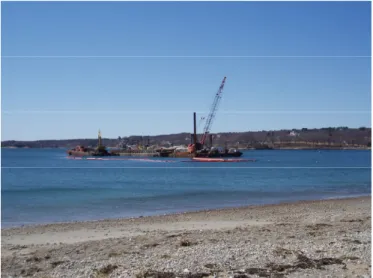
[1,149,371,227]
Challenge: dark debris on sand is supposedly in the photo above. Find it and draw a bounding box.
[136,254,346,278]
[136,271,210,278]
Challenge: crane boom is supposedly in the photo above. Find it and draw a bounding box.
[200,77,226,145]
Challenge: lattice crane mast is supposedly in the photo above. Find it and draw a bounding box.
[200,76,226,146]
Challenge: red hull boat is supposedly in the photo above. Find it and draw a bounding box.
[191,157,256,162]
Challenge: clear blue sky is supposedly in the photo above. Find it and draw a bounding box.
[2,1,371,140]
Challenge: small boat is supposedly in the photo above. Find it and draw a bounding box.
[67,145,93,157]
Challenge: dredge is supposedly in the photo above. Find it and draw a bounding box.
[161,77,242,158]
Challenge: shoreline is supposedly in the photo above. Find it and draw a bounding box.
[2,146,371,150]
[2,196,371,277]
[2,195,371,231]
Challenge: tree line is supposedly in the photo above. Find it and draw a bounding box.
[2,127,371,149]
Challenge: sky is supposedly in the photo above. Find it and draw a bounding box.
[1,1,371,141]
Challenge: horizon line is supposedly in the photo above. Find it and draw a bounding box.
[2,110,371,114]
[2,55,371,59]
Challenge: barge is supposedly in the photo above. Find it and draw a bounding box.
[192,157,254,162]
[110,149,161,157]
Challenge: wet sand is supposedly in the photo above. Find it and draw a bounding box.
[1,196,371,277]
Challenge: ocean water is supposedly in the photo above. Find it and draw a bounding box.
[1,148,371,228]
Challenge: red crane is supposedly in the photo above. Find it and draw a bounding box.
[200,76,227,146]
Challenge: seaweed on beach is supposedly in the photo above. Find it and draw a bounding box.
[273,247,294,257]
[204,263,218,269]
[144,242,160,248]
[339,255,360,261]
[136,271,176,278]
[241,253,346,277]
[245,267,270,277]
[26,256,42,263]
[98,264,118,275]
[342,239,363,244]
[306,223,332,230]
[340,218,364,223]
[179,239,197,247]
[275,223,291,227]
[182,273,211,278]
[108,251,121,257]
[9,244,27,250]
[20,266,42,276]
[308,231,323,237]
[51,260,66,268]
[136,270,211,278]
[281,254,343,271]
[233,274,250,278]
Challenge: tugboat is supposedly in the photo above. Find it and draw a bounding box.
[67,145,94,157]
[66,129,119,157]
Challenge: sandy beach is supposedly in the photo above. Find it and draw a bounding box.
[1,197,371,278]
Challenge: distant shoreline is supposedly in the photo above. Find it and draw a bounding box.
[2,146,371,150]
[2,127,371,150]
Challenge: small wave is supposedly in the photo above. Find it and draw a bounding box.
[101,189,348,203]
[3,185,370,197]
[323,193,371,200]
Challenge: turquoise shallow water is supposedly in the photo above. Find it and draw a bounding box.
[1,149,371,227]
